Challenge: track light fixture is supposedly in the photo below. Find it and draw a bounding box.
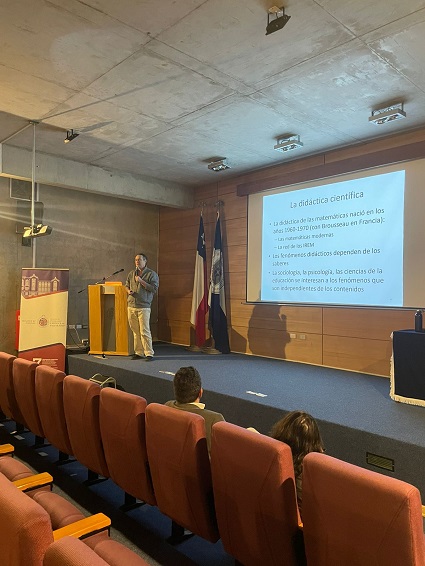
[266,6,290,35]
[274,134,303,153]
[64,129,79,143]
[207,158,231,172]
[22,224,53,238]
[369,103,406,125]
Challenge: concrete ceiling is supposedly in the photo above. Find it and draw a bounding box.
[1,0,425,191]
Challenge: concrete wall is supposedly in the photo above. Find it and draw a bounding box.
[0,177,159,353]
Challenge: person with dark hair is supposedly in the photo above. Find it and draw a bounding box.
[126,253,159,361]
[270,410,325,511]
[165,366,225,452]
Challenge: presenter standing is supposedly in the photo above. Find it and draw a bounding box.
[126,253,159,361]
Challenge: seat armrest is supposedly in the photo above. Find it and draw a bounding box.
[13,472,54,492]
[0,443,15,456]
[53,513,111,541]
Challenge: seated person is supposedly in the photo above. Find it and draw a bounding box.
[165,366,225,453]
[270,410,325,512]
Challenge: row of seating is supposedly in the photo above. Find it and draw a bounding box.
[0,468,149,566]
[1,351,425,565]
[0,353,302,562]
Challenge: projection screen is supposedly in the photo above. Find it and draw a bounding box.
[247,159,425,308]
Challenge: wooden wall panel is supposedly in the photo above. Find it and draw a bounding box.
[221,217,247,247]
[159,273,193,297]
[327,128,425,163]
[224,272,246,301]
[160,224,199,252]
[226,245,246,273]
[159,297,192,322]
[323,307,415,340]
[323,335,392,376]
[158,319,192,346]
[231,325,322,364]
[230,302,323,334]
[159,250,197,275]
[219,190,247,220]
[160,206,200,231]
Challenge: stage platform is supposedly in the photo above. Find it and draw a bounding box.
[68,342,425,497]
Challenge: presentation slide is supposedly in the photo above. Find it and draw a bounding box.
[247,159,425,309]
[260,171,405,306]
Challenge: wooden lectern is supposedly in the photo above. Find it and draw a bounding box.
[88,283,131,356]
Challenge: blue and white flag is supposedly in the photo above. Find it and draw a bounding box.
[208,212,230,353]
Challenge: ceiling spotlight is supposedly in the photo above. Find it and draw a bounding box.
[64,129,79,143]
[208,159,231,172]
[22,224,53,238]
[266,6,290,35]
[369,103,406,125]
[274,135,303,153]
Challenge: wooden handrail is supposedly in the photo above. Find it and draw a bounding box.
[0,443,14,456]
[53,513,111,541]
[13,472,53,492]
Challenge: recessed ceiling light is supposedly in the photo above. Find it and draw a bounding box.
[369,103,406,125]
[274,135,303,153]
[208,159,230,172]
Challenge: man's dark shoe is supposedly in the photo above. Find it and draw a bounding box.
[144,356,154,361]
[130,354,143,360]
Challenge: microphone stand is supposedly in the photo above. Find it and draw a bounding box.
[77,269,124,293]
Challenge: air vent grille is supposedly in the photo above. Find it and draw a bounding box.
[366,452,394,472]
[10,178,35,200]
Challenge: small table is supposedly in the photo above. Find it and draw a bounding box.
[390,329,425,407]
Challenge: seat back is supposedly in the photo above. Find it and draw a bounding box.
[211,421,301,566]
[44,537,109,566]
[35,365,73,456]
[32,490,86,529]
[63,375,109,477]
[0,454,35,482]
[99,388,156,505]
[302,452,425,566]
[0,471,53,566]
[145,403,219,542]
[0,351,24,423]
[13,357,44,436]
[44,536,150,566]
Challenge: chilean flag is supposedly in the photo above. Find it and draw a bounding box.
[190,214,208,346]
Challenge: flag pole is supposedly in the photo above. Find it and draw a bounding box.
[188,201,208,351]
[203,200,230,355]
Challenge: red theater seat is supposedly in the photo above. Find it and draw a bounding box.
[302,452,425,566]
[145,403,219,542]
[0,351,25,427]
[0,470,54,566]
[32,490,86,529]
[63,375,109,481]
[0,452,35,482]
[99,388,156,506]
[210,421,302,566]
[35,365,73,460]
[13,357,45,443]
[0,470,110,566]
[44,536,150,566]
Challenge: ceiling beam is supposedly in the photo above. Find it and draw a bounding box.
[0,144,194,209]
